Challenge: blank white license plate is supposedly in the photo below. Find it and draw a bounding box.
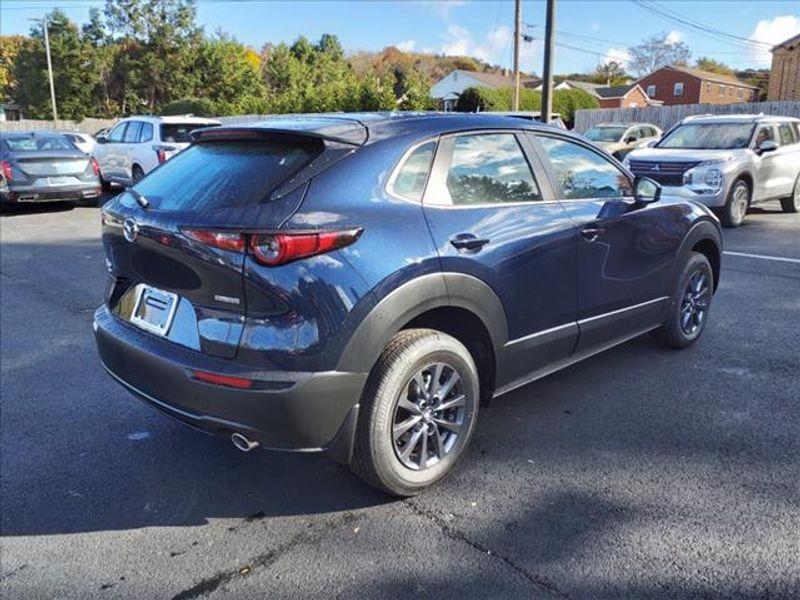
[130,284,178,336]
[47,176,74,186]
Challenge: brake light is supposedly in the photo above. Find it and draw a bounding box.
[91,157,100,176]
[1,160,13,182]
[156,149,167,164]
[182,229,245,252]
[249,229,362,266]
[192,370,253,389]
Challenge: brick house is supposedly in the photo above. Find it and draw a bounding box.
[768,33,800,101]
[637,65,759,105]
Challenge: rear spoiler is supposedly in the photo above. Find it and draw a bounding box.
[191,117,368,146]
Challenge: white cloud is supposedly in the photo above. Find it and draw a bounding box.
[665,30,683,45]
[429,0,466,20]
[749,15,800,66]
[602,47,631,68]
[395,40,416,52]
[441,24,540,71]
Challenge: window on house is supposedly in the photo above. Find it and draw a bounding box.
[674,82,684,97]
[719,85,726,95]
[737,88,744,99]
[646,84,656,97]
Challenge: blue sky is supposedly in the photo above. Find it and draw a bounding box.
[2,1,799,74]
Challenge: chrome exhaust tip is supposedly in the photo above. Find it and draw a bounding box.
[231,432,260,452]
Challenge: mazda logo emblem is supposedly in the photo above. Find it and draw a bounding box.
[123,218,139,243]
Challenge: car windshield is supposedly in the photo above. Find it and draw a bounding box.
[585,127,626,142]
[160,123,217,144]
[657,123,754,150]
[4,136,75,151]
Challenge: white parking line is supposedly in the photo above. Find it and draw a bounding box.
[724,251,800,265]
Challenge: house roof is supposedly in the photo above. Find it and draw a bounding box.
[561,80,603,96]
[645,65,759,89]
[595,84,639,99]
[772,32,800,51]
[458,70,539,89]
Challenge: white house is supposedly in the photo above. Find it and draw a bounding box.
[430,69,540,111]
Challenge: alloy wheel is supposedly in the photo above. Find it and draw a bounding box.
[731,183,749,225]
[392,362,466,471]
[794,179,800,210]
[680,270,711,335]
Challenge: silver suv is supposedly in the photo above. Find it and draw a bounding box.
[624,114,800,227]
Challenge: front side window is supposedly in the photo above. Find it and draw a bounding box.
[108,123,127,143]
[674,82,684,97]
[444,133,542,205]
[390,141,436,201]
[537,136,632,200]
[646,85,656,97]
[753,125,776,147]
[657,123,754,150]
[123,121,142,143]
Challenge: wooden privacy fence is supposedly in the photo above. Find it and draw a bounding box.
[0,117,116,134]
[574,101,800,133]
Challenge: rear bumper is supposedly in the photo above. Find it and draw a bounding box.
[93,305,366,456]
[2,183,101,203]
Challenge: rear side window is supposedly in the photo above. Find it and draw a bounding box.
[537,136,632,199]
[777,123,797,146]
[390,141,436,201]
[160,124,208,144]
[130,141,321,211]
[139,122,154,143]
[443,133,542,205]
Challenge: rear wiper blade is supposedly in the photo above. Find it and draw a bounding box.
[127,187,149,209]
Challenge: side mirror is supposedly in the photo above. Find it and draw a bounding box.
[757,140,778,154]
[634,176,661,204]
[96,135,108,144]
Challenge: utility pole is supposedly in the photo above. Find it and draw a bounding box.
[512,0,521,111]
[29,17,58,121]
[540,0,556,124]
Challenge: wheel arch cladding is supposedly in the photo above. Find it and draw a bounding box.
[677,220,722,292]
[336,273,507,398]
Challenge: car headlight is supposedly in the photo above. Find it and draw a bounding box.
[704,168,724,189]
[683,158,730,192]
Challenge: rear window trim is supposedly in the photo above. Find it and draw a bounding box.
[386,137,440,204]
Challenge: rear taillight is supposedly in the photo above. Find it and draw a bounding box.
[1,160,13,182]
[249,230,362,266]
[91,157,100,176]
[156,149,167,164]
[183,229,245,252]
[180,228,362,265]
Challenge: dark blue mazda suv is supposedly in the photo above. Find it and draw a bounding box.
[94,113,722,495]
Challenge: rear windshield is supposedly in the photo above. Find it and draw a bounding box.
[4,136,75,151]
[160,123,217,144]
[128,141,321,211]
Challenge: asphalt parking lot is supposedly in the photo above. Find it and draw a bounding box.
[2,197,798,599]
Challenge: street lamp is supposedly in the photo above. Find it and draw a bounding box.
[28,16,58,121]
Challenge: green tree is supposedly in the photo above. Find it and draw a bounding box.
[695,57,733,75]
[13,10,99,119]
[0,35,26,102]
[592,61,629,86]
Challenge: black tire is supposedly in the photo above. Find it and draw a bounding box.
[652,252,714,349]
[351,329,480,496]
[99,173,112,192]
[718,178,750,228]
[779,175,800,213]
[132,165,145,184]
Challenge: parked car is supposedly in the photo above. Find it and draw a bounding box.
[491,111,568,130]
[94,113,723,495]
[624,114,800,227]
[94,115,220,189]
[61,131,96,155]
[584,122,662,159]
[0,131,101,205]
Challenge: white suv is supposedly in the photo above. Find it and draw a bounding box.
[94,115,220,188]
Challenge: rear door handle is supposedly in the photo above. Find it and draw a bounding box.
[580,226,605,242]
[450,233,490,253]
